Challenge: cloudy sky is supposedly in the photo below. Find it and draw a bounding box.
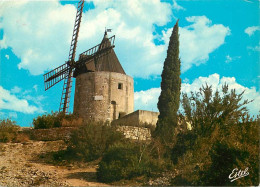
[0,0,259,126]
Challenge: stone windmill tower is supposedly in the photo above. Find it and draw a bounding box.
[43,1,133,122]
[73,31,134,122]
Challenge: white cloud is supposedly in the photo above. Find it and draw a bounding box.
[23,95,45,106]
[247,42,260,52]
[0,0,76,75]
[134,73,260,116]
[0,1,229,78]
[243,0,253,3]
[11,86,21,94]
[78,0,173,78]
[9,112,17,119]
[0,86,42,114]
[254,45,260,51]
[245,26,260,36]
[134,87,161,111]
[173,0,185,11]
[225,55,232,63]
[33,84,38,92]
[183,78,189,83]
[0,0,172,78]
[225,55,241,63]
[182,74,260,117]
[163,16,230,72]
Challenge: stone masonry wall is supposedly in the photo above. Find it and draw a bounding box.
[73,71,134,122]
[23,125,151,142]
[23,127,77,141]
[112,110,139,126]
[112,110,159,127]
[116,126,151,141]
[138,110,159,127]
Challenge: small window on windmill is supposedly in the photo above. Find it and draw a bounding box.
[118,83,123,90]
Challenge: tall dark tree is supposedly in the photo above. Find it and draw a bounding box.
[155,20,181,145]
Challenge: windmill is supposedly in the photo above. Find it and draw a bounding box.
[43,0,116,114]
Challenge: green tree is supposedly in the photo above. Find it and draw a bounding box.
[181,84,253,136]
[171,84,258,186]
[155,20,181,145]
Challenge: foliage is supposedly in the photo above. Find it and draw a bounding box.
[65,121,124,162]
[97,142,165,183]
[171,131,197,164]
[181,84,253,136]
[171,84,259,186]
[155,20,181,145]
[200,141,250,185]
[0,118,19,143]
[33,112,76,129]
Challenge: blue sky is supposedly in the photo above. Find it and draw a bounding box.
[0,0,259,127]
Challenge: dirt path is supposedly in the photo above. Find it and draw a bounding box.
[0,141,108,186]
[31,162,108,186]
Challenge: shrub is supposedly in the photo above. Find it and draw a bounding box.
[181,84,253,136]
[170,83,259,186]
[171,131,197,164]
[200,142,250,185]
[198,121,259,186]
[0,119,19,143]
[65,121,124,162]
[170,84,259,186]
[33,112,62,129]
[97,142,164,183]
[14,133,30,143]
[33,112,77,129]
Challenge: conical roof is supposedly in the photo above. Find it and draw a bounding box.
[95,31,125,74]
[74,31,125,77]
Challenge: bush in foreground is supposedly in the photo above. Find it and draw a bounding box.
[97,142,165,183]
[0,119,19,143]
[33,112,76,129]
[56,121,124,162]
[170,84,259,186]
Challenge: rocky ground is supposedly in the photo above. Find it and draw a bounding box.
[0,140,108,186]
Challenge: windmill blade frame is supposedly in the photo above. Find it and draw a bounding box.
[59,0,84,114]
[79,35,115,57]
[43,0,121,115]
[77,35,115,66]
[43,63,70,90]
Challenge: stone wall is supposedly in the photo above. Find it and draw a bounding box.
[73,71,134,122]
[23,127,77,141]
[22,125,151,142]
[138,110,159,126]
[112,110,139,126]
[116,126,151,141]
[112,110,159,127]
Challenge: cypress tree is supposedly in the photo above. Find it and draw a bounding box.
[155,20,181,145]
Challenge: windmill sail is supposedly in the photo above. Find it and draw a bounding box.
[43,63,69,90]
[43,0,124,114]
[59,0,84,114]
